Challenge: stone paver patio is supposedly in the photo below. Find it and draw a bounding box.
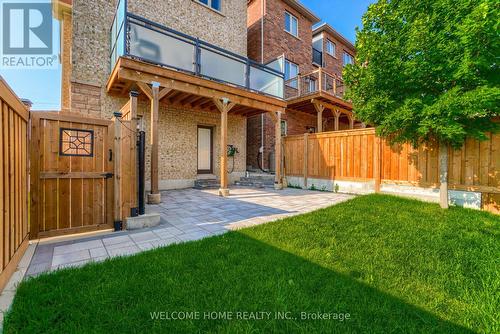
[26,187,353,277]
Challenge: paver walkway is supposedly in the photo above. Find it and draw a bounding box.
[26,187,353,276]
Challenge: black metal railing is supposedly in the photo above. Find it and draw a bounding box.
[312,48,323,67]
[110,0,284,98]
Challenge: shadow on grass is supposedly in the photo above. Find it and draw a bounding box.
[4,231,473,334]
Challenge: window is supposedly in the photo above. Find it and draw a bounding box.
[284,60,299,88]
[196,0,221,11]
[285,12,298,37]
[326,40,336,57]
[281,120,288,136]
[59,128,94,157]
[308,78,317,93]
[343,52,354,66]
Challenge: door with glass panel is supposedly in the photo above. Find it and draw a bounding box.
[197,126,213,174]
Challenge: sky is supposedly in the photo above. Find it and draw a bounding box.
[0,0,374,111]
[302,0,375,43]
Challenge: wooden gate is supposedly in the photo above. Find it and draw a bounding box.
[30,112,115,239]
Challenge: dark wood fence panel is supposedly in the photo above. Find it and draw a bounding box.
[0,78,29,292]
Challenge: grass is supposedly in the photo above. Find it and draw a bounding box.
[4,194,500,333]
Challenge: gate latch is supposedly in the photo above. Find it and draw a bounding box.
[102,173,114,179]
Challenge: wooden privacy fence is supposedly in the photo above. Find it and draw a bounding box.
[284,128,500,214]
[30,111,138,239]
[0,78,29,292]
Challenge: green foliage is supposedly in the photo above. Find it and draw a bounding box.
[344,0,500,148]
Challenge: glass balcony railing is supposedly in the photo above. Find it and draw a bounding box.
[110,0,284,99]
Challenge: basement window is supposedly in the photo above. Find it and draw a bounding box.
[196,0,221,12]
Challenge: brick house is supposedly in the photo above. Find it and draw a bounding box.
[56,0,286,205]
[246,0,359,171]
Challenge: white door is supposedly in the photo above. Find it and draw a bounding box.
[197,127,212,173]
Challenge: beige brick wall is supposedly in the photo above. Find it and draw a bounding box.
[71,0,247,90]
[67,0,248,186]
[139,103,247,188]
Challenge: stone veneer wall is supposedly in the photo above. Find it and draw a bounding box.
[67,0,248,186]
[139,103,247,189]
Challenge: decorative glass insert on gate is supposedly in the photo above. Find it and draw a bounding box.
[59,128,94,157]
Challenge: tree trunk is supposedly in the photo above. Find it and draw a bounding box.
[439,142,449,209]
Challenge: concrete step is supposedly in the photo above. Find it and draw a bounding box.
[194,179,220,189]
[235,175,276,189]
[240,176,275,183]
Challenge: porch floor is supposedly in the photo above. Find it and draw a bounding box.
[25,187,353,276]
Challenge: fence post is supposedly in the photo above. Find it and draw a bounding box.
[113,112,123,230]
[439,142,449,209]
[303,133,308,189]
[374,136,381,193]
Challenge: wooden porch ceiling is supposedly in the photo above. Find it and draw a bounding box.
[286,91,353,115]
[106,57,286,117]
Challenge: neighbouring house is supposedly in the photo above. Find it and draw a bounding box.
[57,0,286,202]
[246,0,362,171]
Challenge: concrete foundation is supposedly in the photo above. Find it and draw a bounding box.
[126,213,161,230]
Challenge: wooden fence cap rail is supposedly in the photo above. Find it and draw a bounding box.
[0,76,29,120]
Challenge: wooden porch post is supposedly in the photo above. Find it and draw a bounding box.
[334,110,341,131]
[137,81,172,204]
[274,111,283,190]
[349,115,354,129]
[313,102,325,133]
[213,98,236,197]
[148,82,161,204]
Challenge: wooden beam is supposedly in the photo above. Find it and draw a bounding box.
[158,87,174,101]
[117,57,286,107]
[117,67,285,113]
[137,82,153,100]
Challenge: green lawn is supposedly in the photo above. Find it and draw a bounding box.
[4,194,500,333]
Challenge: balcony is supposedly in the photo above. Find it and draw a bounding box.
[312,48,323,67]
[109,0,284,99]
[285,68,352,119]
[285,68,346,100]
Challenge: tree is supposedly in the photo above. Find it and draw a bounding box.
[344,0,499,208]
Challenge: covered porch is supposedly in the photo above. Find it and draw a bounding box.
[107,57,287,203]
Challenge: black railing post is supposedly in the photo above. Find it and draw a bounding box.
[137,130,146,215]
[195,38,201,75]
[246,60,251,89]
